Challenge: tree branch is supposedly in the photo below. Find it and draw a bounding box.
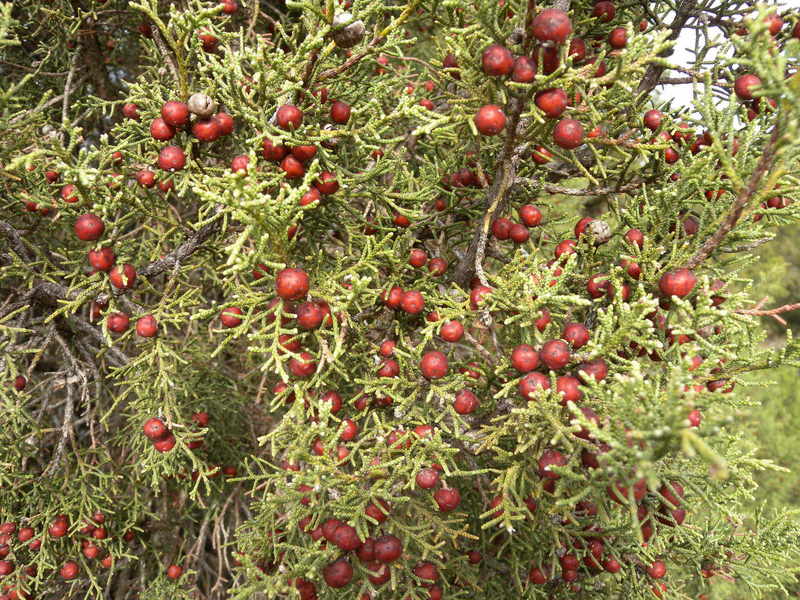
[684,124,781,270]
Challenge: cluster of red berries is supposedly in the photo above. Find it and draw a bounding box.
[143,417,177,452]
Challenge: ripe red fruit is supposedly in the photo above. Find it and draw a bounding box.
[161,101,189,126]
[529,566,549,584]
[659,481,685,508]
[379,340,396,357]
[535,88,568,119]
[400,290,425,314]
[150,117,175,140]
[213,112,235,135]
[296,301,324,330]
[562,322,589,349]
[440,320,464,342]
[122,102,139,120]
[531,8,572,43]
[49,517,68,538]
[509,223,530,243]
[553,118,585,149]
[648,560,667,579]
[538,448,567,480]
[643,109,663,131]
[280,155,305,179]
[13,375,26,391]
[625,228,644,248]
[592,1,615,21]
[220,306,243,327]
[0,560,13,576]
[420,351,448,379]
[135,314,158,338]
[518,371,550,400]
[192,118,222,142]
[291,145,317,163]
[481,44,514,76]
[734,74,761,101]
[603,557,621,573]
[434,487,461,512]
[409,248,428,267]
[428,257,447,276]
[276,104,303,130]
[383,286,404,309]
[453,389,479,414]
[289,352,317,378]
[262,138,288,161]
[166,564,183,579]
[374,535,402,563]
[106,312,130,333]
[511,56,537,83]
[158,145,186,171]
[276,268,309,300]
[532,145,554,164]
[658,268,697,298]
[416,467,440,489]
[109,263,137,289]
[331,524,361,551]
[60,560,79,580]
[136,169,156,187]
[556,375,582,405]
[87,247,115,271]
[230,155,249,174]
[153,432,177,452]
[316,171,339,195]
[540,339,570,370]
[511,344,539,373]
[330,100,351,124]
[608,27,627,49]
[474,104,506,136]
[519,204,542,227]
[74,214,105,241]
[470,285,493,309]
[221,0,237,13]
[577,359,608,383]
[492,217,513,240]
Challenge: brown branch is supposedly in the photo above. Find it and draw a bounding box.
[137,214,223,280]
[316,37,381,83]
[515,178,644,196]
[684,124,782,270]
[0,220,34,262]
[735,300,800,327]
[636,0,699,99]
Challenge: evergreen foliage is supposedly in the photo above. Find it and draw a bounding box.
[2,1,800,599]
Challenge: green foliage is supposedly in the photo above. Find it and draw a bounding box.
[2,1,800,599]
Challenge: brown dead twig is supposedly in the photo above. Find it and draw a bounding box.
[735,297,800,327]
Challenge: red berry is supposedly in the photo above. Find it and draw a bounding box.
[87,246,115,271]
[276,268,309,300]
[470,285,493,309]
[492,217,513,240]
[658,268,697,298]
[562,322,589,349]
[400,290,425,314]
[150,117,176,141]
[734,74,761,101]
[434,487,461,512]
[540,339,570,370]
[262,138,288,161]
[289,352,317,378]
[453,389,479,414]
[428,257,447,276]
[373,535,402,563]
[316,171,339,195]
[192,118,222,142]
[106,312,130,333]
[518,371,550,400]
[624,228,644,248]
[511,56,537,82]
[135,314,158,337]
[13,376,26,391]
[537,448,567,480]
[509,223,530,243]
[331,524,361,551]
[60,560,79,580]
[213,112,235,135]
[74,214,105,241]
[231,155,249,174]
[647,560,667,579]
[440,320,464,342]
[532,145,554,164]
[291,145,317,163]
[535,88,568,118]
[136,169,156,187]
[643,109,663,131]
[474,104,506,136]
[556,375,582,405]
[109,263,137,289]
[420,351,448,379]
[122,103,140,120]
[481,44,514,76]
[553,118,585,149]
[529,566,549,584]
[161,101,189,127]
[608,27,627,49]
[409,248,428,267]
[296,301,324,330]
[592,1,615,22]
[276,104,303,130]
[416,467,440,489]
[519,204,542,227]
[531,9,572,44]
[280,155,305,179]
[158,145,186,171]
[330,100,351,124]
[511,344,539,373]
[166,564,183,579]
[220,306,243,327]
[604,557,621,573]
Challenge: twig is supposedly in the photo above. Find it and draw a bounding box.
[515,178,643,196]
[0,220,34,262]
[62,49,80,129]
[685,124,781,270]
[735,300,800,327]
[151,26,181,92]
